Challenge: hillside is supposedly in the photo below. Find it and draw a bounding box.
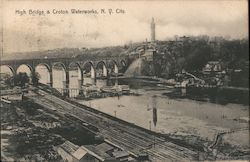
[2,37,249,78]
[2,46,128,61]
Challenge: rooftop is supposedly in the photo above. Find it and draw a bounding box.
[72,147,88,160]
[60,140,79,154]
[84,143,114,159]
[112,150,130,159]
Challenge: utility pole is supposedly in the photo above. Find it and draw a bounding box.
[152,95,157,148]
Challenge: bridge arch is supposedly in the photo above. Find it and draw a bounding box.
[96,61,108,78]
[52,62,67,90]
[68,62,83,97]
[68,62,81,71]
[35,63,51,72]
[52,62,67,72]
[0,65,15,76]
[120,60,127,73]
[121,60,127,67]
[35,63,52,85]
[68,62,82,80]
[16,64,33,76]
[83,61,95,79]
[108,60,119,74]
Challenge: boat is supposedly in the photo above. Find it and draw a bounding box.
[82,84,99,92]
[119,85,130,94]
[100,86,117,93]
[101,85,130,94]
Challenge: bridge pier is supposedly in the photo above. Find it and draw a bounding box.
[1,57,129,95]
[114,79,118,86]
[48,70,53,87]
[91,66,96,79]
[63,70,70,97]
[78,78,84,88]
[78,79,83,95]
[77,68,84,95]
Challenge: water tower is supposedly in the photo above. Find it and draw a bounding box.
[151,18,156,42]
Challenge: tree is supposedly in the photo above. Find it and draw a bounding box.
[5,75,14,87]
[31,72,40,86]
[8,72,30,88]
[18,72,29,88]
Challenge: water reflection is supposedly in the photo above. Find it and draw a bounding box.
[69,70,79,97]
[44,69,117,97]
[35,65,49,85]
[77,87,249,141]
[52,69,65,90]
[84,77,96,85]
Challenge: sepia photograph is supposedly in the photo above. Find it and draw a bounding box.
[0,0,249,161]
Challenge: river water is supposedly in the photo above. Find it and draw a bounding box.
[77,79,249,143]
[1,66,249,145]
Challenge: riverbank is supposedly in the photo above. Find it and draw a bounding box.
[1,83,249,161]
[164,85,249,105]
[0,100,100,161]
[76,86,249,160]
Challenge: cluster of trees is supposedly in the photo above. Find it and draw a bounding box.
[5,72,40,88]
[126,36,248,87]
[153,37,249,77]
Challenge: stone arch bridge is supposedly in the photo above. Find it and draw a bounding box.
[1,54,129,95]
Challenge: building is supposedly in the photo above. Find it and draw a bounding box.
[56,141,135,162]
[141,49,155,61]
[203,61,222,73]
[56,141,92,162]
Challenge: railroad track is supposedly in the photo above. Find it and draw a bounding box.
[28,91,198,161]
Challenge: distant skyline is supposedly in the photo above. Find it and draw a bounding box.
[2,0,248,53]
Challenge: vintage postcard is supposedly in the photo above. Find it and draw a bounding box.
[0,0,249,161]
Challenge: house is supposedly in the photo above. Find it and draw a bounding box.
[141,49,155,61]
[203,61,222,73]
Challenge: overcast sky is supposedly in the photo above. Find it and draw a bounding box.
[2,0,248,53]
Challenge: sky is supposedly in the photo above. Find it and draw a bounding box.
[2,0,249,53]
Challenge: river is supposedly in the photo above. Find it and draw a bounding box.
[76,78,248,143]
[2,66,249,146]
